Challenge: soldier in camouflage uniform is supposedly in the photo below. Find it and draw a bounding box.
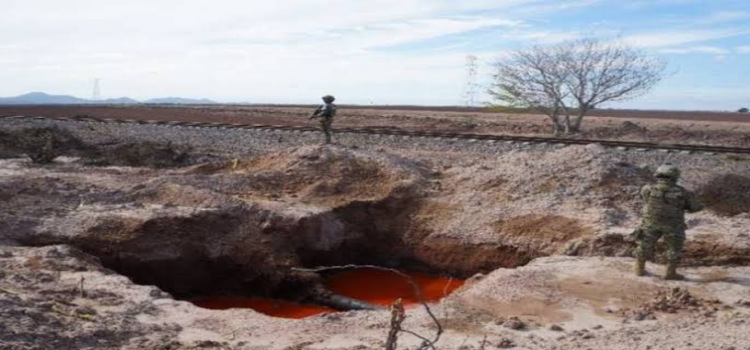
[309,95,337,144]
[634,164,703,280]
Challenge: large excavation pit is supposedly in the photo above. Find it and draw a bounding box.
[190,268,465,319]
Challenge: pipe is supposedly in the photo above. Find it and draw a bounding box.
[312,293,383,311]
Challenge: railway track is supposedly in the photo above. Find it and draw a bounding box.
[3,114,750,155]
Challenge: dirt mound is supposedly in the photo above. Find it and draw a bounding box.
[89,141,194,168]
[197,146,426,207]
[125,182,241,208]
[0,126,90,163]
[0,127,197,168]
[619,121,647,133]
[619,287,723,321]
[697,174,750,216]
[493,215,593,254]
[596,162,653,206]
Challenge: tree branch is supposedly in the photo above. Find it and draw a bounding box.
[292,265,444,349]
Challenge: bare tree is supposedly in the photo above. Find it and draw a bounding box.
[489,38,667,135]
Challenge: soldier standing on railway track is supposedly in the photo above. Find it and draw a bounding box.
[633,164,704,280]
[309,95,337,144]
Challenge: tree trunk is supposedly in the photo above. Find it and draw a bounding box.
[549,115,561,135]
[563,115,572,134]
[571,110,587,133]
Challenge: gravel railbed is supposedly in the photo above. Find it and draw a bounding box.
[0,118,564,156]
[1,118,749,180]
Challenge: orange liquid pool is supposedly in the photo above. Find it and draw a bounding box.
[325,269,465,307]
[192,297,335,319]
[191,269,465,319]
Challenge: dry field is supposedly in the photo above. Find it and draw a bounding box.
[2,105,750,148]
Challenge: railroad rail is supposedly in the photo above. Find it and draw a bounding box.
[2,114,750,155]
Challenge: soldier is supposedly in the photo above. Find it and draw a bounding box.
[309,95,337,144]
[633,164,703,280]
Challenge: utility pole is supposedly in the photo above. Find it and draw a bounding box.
[463,55,479,107]
[91,78,101,102]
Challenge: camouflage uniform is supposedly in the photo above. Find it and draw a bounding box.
[634,165,703,280]
[310,95,337,144]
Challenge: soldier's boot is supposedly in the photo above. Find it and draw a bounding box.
[663,262,684,280]
[634,258,646,276]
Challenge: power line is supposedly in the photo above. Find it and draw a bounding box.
[92,78,101,102]
[462,55,479,107]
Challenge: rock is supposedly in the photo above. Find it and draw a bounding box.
[467,273,486,283]
[549,324,564,332]
[323,313,343,321]
[149,288,168,298]
[501,317,526,331]
[74,306,97,316]
[0,250,12,258]
[498,338,516,348]
[45,248,63,258]
[195,340,224,348]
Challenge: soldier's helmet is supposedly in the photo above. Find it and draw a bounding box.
[322,95,335,103]
[654,164,680,180]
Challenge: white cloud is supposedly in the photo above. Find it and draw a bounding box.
[502,29,581,44]
[611,87,750,111]
[0,0,604,103]
[624,0,696,7]
[660,46,730,54]
[698,11,749,24]
[738,45,750,53]
[516,0,601,13]
[623,28,750,48]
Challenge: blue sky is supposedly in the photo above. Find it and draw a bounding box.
[0,0,748,110]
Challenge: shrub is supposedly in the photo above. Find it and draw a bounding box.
[738,107,749,114]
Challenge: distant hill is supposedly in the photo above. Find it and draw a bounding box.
[0,92,215,105]
[101,97,140,104]
[0,92,89,105]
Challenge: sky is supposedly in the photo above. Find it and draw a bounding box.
[0,0,748,110]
